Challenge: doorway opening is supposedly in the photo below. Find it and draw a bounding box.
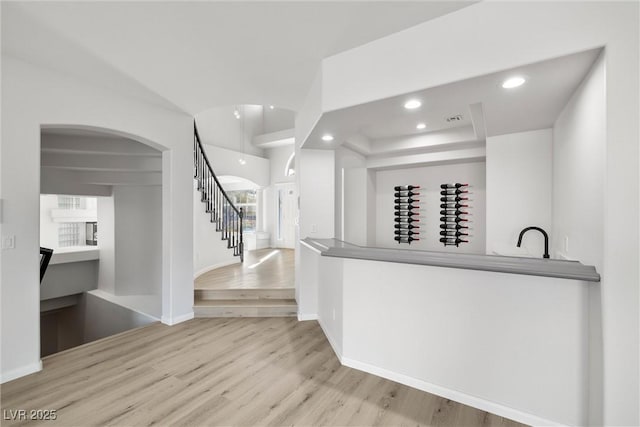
[39,126,162,356]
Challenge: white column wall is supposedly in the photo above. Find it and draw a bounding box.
[343,168,368,246]
[552,52,606,425]
[97,196,115,294]
[335,146,366,242]
[552,53,605,275]
[298,149,334,239]
[113,185,162,297]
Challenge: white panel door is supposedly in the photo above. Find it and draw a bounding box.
[275,183,298,249]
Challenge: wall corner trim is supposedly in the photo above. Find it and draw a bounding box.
[340,356,565,427]
[161,311,194,326]
[317,318,343,364]
[0,360,43,384]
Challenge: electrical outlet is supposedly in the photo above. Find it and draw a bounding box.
[332,308,336,321]
[311,224,318,233]
[564,236,569,253]
[2,235,15,249]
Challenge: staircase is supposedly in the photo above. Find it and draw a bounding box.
[194,122,244,261]
[193,124,297,317]
[194,288,297,317]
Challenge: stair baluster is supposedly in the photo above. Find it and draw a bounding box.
[193,121,244,262]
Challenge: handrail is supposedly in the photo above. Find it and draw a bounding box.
[194,120,244,261]
[40,247,54,283]
[194,122,241,216]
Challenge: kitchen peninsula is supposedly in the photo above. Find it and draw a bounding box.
[299,237,599,426]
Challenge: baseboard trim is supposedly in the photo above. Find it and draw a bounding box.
[297,313,318,321]
[317,318,343,363]
[161,311,194,326]
[340,356,562,427]
[1,360,43,384]
[194,259,240,279]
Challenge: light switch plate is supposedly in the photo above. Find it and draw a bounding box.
[2,235,15,249]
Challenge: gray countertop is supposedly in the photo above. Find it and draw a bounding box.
[301,238,600,282]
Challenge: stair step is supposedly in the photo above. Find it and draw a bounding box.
[194,298,297,318]
[195,288,295,300]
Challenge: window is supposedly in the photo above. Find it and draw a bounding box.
[41,195,97,248]
[58,196,86,209]
[228,190,257,232]
[58,223,83,247]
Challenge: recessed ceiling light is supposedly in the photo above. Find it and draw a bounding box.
[502,76,526,89]
[269,105,275,110]
[321,134,334,142]
[404,99,422,110]
[416,123,426,130]
[238,158,247,165]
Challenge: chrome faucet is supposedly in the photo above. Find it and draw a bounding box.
[517,226,550,259]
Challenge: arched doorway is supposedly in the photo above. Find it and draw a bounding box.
[39,125,164,356]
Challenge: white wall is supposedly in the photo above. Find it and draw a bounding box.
[486,129,552,257]
[268,145,295,185]
[298,149,335,239]
[265,145,296,248]
[375,162,486,254]
[203,143,269,188]
[1,55,193,383]
[553,52,606,425]
[340,258,590,427]
[40,260,98,301]
[82,291,156,342]
[296,149,334,317]
[196,105,266,158]
[113,186,162,297]
[300,3,639,423]
[318,256,343,354]
[97,196,115,294]
[334,147,366,241]
[366,169,376,245]
[553,53,605,270]
[263,108,294,134]
[343,168,368,246]
[297,243,320,320]
[95,187,161,316]
[39,195,59,248]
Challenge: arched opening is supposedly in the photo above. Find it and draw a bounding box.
[285,152,296,177]
[39,125,164,357]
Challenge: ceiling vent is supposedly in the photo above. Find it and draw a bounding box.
[445,114,463,123]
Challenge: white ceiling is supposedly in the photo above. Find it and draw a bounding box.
[1,1,475,115]
[304,48,602,153]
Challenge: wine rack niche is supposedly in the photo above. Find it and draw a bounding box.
[394,185,420,244]
[439,183,469,247]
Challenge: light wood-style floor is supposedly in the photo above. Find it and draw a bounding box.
[195,248,294,290]
[1,318,526,427]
